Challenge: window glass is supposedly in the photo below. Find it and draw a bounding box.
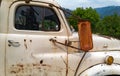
[15,5,60,31]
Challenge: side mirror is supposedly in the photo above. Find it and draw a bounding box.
[78,20,93,51]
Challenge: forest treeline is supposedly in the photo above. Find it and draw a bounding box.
[67,6,120,39]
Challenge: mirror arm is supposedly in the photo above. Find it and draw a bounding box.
[50,38,81,51]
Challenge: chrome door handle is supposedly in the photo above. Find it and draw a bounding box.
[8,40,20,47]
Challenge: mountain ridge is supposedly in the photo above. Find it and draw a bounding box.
[95,6,120,18]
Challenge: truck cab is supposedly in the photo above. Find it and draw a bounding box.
[1,0,120,76]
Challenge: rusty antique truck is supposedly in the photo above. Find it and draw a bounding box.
[1,0,120,76]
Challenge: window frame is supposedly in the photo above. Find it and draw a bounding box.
[9,1,68,36]
[14,4,61,32]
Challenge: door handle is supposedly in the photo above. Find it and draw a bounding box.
[8,40,20,47]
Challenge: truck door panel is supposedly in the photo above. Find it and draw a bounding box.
[6,2,68,76]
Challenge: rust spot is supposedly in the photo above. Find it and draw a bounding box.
[17,64,23,67]
[40,60,43,64]
[10,71,16,73]
[24,39,28,50]
[42,64,47,66]
[8,44,11,47]
[33,63,40,66]
[10,63,52,75]
[37,67,41,69]
[30,40,32,43]
[33,63,36,66]
[10,67,21,74]
[42,64,51,67]
[24,39,26,42]
[12,65,14,67]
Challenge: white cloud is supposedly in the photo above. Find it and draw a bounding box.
[56,0,87,9]
[56,0,120,9]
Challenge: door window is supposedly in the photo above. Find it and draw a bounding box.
[15,5,60,31]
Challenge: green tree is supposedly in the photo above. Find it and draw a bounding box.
[96,14,120,39]
[68,7,100,32]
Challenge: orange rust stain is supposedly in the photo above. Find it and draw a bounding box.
[10,71,16,73]
[17,64,24,67]
[33,63,40,66]
[9,63,65,76]
[10,67,21,74]
[42,64,51,67]
[10,63,52,75]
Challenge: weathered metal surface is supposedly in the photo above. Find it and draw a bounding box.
[8,33,120,76]
[80,64,120,76]
[24,39,28,50]
[68,51,120,76]
[91,34,120,51]
[0,34,6,76]
[1,0,120,76]
[9,63,52,75]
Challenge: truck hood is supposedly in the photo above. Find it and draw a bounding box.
[72,32,120,51]
[92,34,120,51]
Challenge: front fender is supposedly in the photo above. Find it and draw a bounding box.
[79,64,120,76]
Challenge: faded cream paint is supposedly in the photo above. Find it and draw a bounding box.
[1,0,120,76]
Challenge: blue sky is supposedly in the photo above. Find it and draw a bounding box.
[56,0,120,10]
